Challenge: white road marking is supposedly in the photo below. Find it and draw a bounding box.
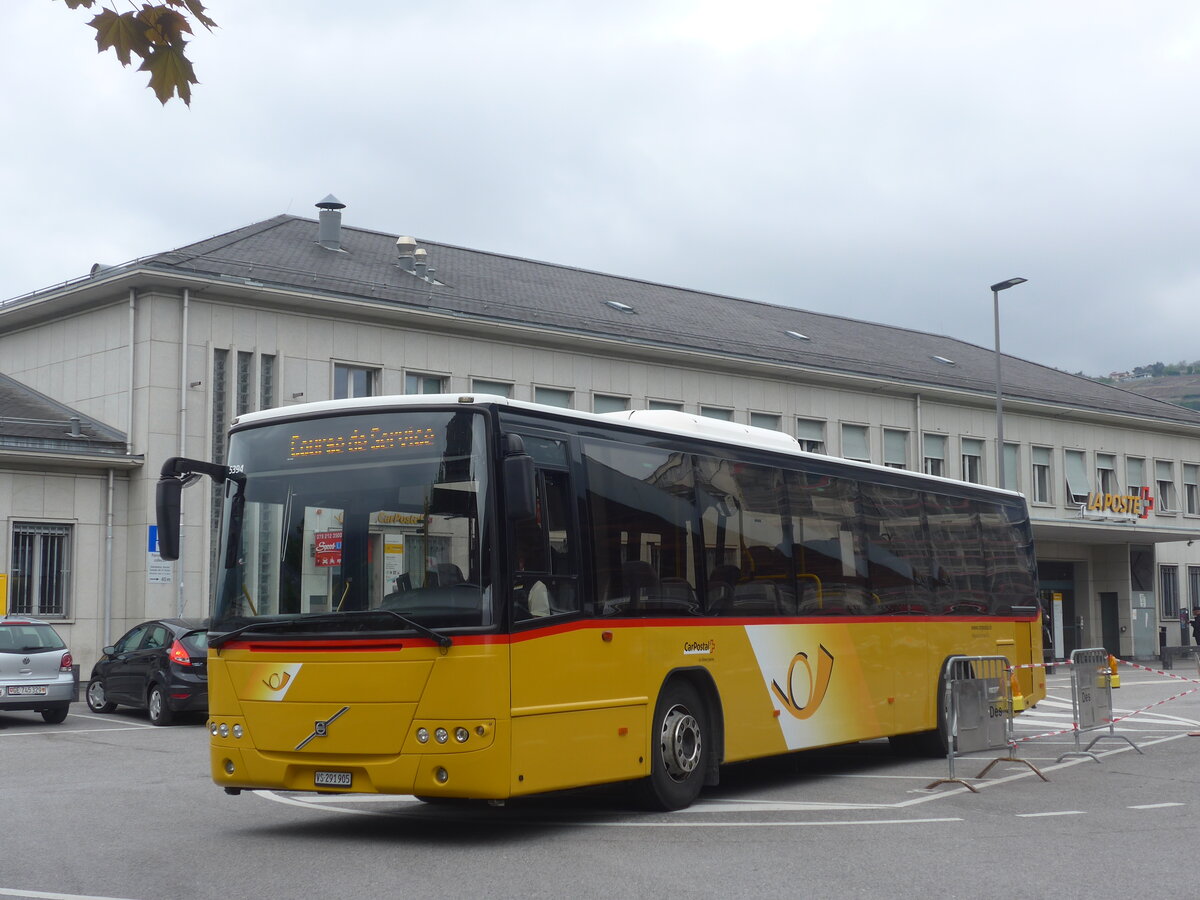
[1015,811,1085,818]
[1128,802,1185,809]
[0,888,142,900]
[0,725,153,738]
[250,733,1196,824]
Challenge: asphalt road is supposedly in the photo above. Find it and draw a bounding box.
[2,664,1198,900]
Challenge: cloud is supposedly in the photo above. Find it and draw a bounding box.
[5,1,1200,376]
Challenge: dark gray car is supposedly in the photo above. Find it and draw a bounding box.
[86,618,208,725]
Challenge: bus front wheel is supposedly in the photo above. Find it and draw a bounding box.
[643,681,708,811]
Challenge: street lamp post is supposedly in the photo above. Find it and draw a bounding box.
[992,277,1027,490]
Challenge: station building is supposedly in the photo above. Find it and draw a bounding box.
[2,197,1199,666]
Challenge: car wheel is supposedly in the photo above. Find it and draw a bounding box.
[641,680,708,811]
[86,678,117,713]
[147,684,173,726]
[40,704,70,724]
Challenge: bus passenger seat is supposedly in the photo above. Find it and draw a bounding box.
[436,563,464,586]
[732,581,782,616]
[622,560,659,609]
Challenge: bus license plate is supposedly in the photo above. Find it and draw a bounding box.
[6,685,47,696]
[314,771,352,788]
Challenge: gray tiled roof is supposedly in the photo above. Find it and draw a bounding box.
[0,373,128,455]
[143,214,1200,427]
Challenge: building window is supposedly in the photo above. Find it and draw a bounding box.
[750,412,781,431]
[1097,453,1118,496]
[260,354,275,409]
[961,438,984,484]
[236,350,253,415]
[535,387,572,408]
[1156,460,1177,513]
[883,429,908,469]
[593,394,628,414]
[796,418,825,454]
[1064,449,1090,505]
[1003,443,1019,491]
[648,399,683,411]
[1127,457,1146,496]
[923,433,947,477]
[9,523,72,617]
[1189,565,1200,610]
[1185,464,1199,516]
[1031,446,1052,504]
[406,372,445,394]
[700,406,734,421]
[1161,564,1180,618]
[334,363,378,399]
[471,379,513,399]
[211,349,229,581]
[841,424,869,462]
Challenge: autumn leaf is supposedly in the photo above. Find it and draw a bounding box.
[139,44,198,105]
[138,5,193,45]
[167,0,218,31]
[90,9,153,67]
[60,0,217,105]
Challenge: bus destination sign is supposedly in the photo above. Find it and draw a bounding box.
[289,426,437,460]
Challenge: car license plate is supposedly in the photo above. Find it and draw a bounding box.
[6,684,48,696]
[314,771,352,788]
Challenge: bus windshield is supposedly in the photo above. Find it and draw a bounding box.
[212,409,493,637]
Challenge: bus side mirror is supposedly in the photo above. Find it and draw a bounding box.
[155,456,230,562]
[502,434,536,521]
[504,454,536,521]
[156,478,182,561]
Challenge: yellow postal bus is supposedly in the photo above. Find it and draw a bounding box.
[156,395,1045,810]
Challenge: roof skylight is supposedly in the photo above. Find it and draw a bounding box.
[785,330,811,341]
[931,355,956,366]
[605,300,635,313]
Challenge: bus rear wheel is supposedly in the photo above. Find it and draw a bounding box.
[642,681,708,811]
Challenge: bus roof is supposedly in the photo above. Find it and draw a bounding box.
[231,393,1026,501]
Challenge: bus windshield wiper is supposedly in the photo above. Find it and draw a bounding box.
[208,610,452,649]
[208,619,296,647]
[335,609,453,648]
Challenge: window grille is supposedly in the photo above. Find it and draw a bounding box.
[10,523,72,617]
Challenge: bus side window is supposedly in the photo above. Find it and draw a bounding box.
[925,493,989,615]
[696,455,791,616]
[786,469,869,614]
[859,483,934,614]
[582,440,699,617]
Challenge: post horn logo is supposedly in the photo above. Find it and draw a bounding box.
[263,672,291,691]
[771,645,835,720]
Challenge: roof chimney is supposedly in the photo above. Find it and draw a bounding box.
[396,235,417,272]
[316,194,346,251]
[414,247,428,278]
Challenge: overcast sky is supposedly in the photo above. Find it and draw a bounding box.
[4,1,1199,376]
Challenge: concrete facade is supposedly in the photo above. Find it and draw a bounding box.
[3,203,1200,667]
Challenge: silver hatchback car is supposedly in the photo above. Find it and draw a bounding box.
[0,616,75,724]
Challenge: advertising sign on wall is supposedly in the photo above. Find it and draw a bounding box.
[313,531,343,567]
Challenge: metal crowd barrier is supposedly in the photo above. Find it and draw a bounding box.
[1056,647,1142,762]
[926,655,1046,792]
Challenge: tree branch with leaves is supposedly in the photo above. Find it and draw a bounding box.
[58,0,217,106]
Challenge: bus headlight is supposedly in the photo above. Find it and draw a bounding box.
[434,727,449,744]
[455,727,469,743]
[416,727,430,744]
